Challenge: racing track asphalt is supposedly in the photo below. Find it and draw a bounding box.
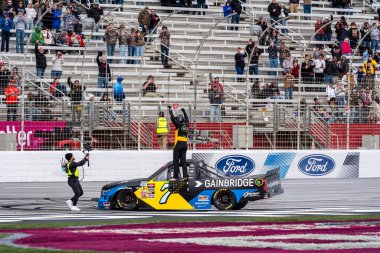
[0,178,379,223]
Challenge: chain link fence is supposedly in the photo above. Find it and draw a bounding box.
[0,97,379,151]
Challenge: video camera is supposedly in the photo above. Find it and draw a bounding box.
[82,137,93,167]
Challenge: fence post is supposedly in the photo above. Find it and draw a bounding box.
[123,100,127,149]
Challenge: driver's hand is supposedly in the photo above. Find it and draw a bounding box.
[85,154,89,160]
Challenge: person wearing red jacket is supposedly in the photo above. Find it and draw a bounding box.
[5,80,20,121]
[341,37,352,56]
[69,31,84,55]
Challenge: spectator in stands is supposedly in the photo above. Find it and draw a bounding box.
[338,55,349,77]
[372,90,380,104]
[331,43,342,60]
[326,82,335,102]
[148,9,160,42]
[34,2,42,27]
[235,46,247,82]
[314,18,324,48]
[230,0,242,31]
[68,31,84,50]
[288,0,298,19]
[370,23,379,52]
[138,6,151,33]
[49,77,60,95]
[322,16,333,42]
[159,26,170,67]
[361,70,375,90]
[104,23,118,63]
[118,24,128,64]
[260,83,271,98]
[51,4,62,32]
[35,43,47,79]
[142,75,158,97]
[342,70,356,91]
[54,80,67,98]
[113,76,125,102]
[197,0,206,15]
[245,38,262,79]
[360,22,371,50]
[135,28,146,64]
[268,42,278,76]
[334,21,345,44]
[363,56,377,75]
[31,26,45,44]
[324,55,335,84]
[284,70,295,99]
[335,82,346,108]
[5,80,20,121]
[348,22,359,49]
[292,58,300,81]
[127,28,137,64]
[88,3,103,38]
[100,93,111,102]
[0,62,10,95]
[341,37,351,56]
[361,87,372,122]
[267,0,281,26]
[208,74,224,122]
[68,1,81,18]
[81,13,95,40]
[41,2,53,29]
[10,67,22,88]
[256,16,268,40]
[223,1,232,22]
[250,81,261,98]
[42,27,54,45]
[269,82,282,99]
[55,31,71,47]
[268,29,279,46]
[302,55,315,85]
[278,40,289,68]
[314,54,325,83]
[51,51,64,79]
[4,1,15,20]
[313,97,324,112]
[17,1,25,13]
[0,12,13,53]
[25,92,40,121]
[303,0,311,20]
[96,51,111,97]
[25,2,36,30]
[69,78,84,125]
[14,10,27,54]
[283,53,293,73]
[279,4,289,34]
[62,8,77,32]
[356,67,364,86]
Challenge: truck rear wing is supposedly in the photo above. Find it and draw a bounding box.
[263,167,284,198]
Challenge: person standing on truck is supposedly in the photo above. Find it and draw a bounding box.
[64,153,89,211]
[167,105,189,181]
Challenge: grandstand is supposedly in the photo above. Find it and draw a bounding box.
[0,0,379,151]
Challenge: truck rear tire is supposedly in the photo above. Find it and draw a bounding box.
[213,189,236,210]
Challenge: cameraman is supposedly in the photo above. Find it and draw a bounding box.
[64,153,89,211]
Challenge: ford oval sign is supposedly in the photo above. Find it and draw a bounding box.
[298,154,335,176]
[215,155,255,177]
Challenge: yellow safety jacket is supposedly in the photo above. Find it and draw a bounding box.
[66,162,79,178]
[156,117,169,135]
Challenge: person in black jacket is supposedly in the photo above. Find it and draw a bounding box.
[235,47,247,82]
[96,51,111,97]
[0,62,10,95]
[267,0,281,26]
[64,153,89,211]
[230,0,242,31]
[69,77,85,125]
[35,42,47,80]
[168,105,189,181]
[245,38,263,80]
[88,3,103,39]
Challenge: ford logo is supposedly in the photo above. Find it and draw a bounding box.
[298,154,335,176]
[215,155,255,177]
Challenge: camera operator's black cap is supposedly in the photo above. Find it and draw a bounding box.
[65,153,73,161]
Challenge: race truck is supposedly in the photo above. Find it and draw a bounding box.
[98,159,283,211]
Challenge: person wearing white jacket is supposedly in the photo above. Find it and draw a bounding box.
[314,54,325,83]
[326,82,335,102]
[25,2,36,30]
[51,51,65,79]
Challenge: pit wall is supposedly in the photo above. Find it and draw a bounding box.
[0,150,378,182]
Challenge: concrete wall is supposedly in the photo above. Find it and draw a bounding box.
[0,150,379,182]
